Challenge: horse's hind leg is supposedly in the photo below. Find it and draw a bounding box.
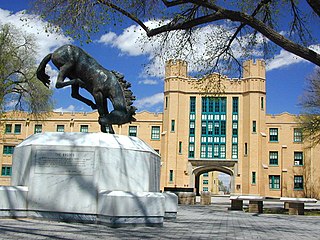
[71,85,97,110]
[93,90,112,133]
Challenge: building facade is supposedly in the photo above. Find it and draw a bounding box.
[1,59,320,198]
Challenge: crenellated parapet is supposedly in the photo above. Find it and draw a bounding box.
[164,59,266,94]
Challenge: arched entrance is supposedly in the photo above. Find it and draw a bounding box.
[188,159,237,196]
[193,166,234,196]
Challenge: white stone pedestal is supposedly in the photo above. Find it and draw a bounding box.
[0,132,177,226]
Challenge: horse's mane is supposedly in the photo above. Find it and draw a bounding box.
[111,71,137,119]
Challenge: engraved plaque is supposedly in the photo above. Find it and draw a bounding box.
[35,150,94,175]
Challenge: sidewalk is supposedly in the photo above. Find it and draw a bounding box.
[0,198,320,239]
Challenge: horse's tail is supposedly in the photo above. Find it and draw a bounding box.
[112,71,137,122]
[36,53,52,88]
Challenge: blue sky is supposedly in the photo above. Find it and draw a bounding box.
[1,0,319,115]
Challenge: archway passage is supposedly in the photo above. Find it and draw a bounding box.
[192,165,234,196]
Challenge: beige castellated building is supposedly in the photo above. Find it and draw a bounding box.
[1,59,320,199]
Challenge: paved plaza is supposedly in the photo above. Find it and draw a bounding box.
[0,197,320,240]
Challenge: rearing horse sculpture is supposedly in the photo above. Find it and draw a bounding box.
[36,44,136,134]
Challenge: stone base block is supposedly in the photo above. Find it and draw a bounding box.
[200,192,211,205]
[178,192,196,205]
[288,202,304,215]
[230,199,243,210]
[98,191,165,227]
[0,186,28,210]
[248,200,263,213]
[28,211,97,223]
[163,192,178,219]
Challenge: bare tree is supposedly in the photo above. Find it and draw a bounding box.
[0,24,53,116]
[31,0,320,74]
[299,68,320,146]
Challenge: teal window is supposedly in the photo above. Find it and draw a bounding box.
[171,120,175,132]
[1,166,12,176]
[232,97,238,113]
[294,128,302,142]
[203,172,208,177]
[151,126,160,140]
[169,170,173,182]
[294,152,303,166]
[3,146,14,155]
[232,144,238,159]
[294,176,303,190]
[269,151,278,165]
[14,124,21,134]
[232,97,238,159]
[129,126,137,137]
[190,97,196,112]
[252,172,256,184]
[203,180,209,185]
[34,124,42,133]
[203,187,208,192]
[80,125,89,133]
[269,128,278,142]
[188,143,195,158]
[5,124,12,134]
[261,97,264,109]
[189,97,196,158]
[189,121,195,135]
[56,125,65,132]
[179,141,182,154]
[269,175,280,189]
[252,121,256,133]
[201,97,226,159]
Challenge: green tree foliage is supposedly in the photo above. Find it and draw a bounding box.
[299,68,320,146]
[0,24,53,115]
[31,0,320,73]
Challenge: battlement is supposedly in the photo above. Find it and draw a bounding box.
[165,59,188,78]
[243,59,266,79]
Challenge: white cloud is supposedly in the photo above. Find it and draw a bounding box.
[135,93,164,110]
[266,49,306,71]
[0,9,71,60]
[54,105,76,113]
[266,45,320,71]
[97,21,262,77]
[138,79,158,85]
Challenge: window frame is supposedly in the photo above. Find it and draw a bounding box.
[252,171,256,184]
[269,175,280,189]
[169,170,174,182]
[294,175,304,190]
[128,126,137,137]
[252,120,256,133]
[269,128,278,142]
[3,145,14,155]
[5,124,12,134]
[294,151,303,166]
[34,124,43,134]
[293,128,302,142]
[1,165,12,176]
[14,124,21,134]
[80,125,89,133]
[56,125,65,132]
[151,126,161,140]
[269,151,279,166]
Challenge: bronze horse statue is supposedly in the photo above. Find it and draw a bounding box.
[36,44,136,134]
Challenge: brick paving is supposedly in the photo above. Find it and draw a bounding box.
[0,200,320,239]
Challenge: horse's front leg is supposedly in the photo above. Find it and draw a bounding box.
[93,90,115,134]
[55,62,74,89]
[71,85,97,110]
